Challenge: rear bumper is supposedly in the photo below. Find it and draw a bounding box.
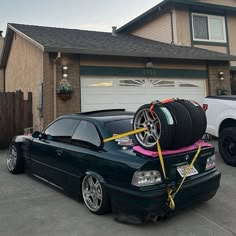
[106,170,221,224]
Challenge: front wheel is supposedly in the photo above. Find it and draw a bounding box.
[7,144,24,174]
[81,175,110,215]
[219,127,236,166]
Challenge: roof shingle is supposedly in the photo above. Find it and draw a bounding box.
[1,23,236,68]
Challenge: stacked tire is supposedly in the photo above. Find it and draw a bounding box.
[133,99,207,150]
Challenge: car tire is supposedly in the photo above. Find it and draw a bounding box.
[164,101,192,149]
[218,127,236,166]
[177,100,207,144]
[81,175,110,215]
[6,144,24,174]
[133,103,175,150]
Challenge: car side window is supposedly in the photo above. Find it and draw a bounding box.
[44,118,80,143]
[71,120,101,148]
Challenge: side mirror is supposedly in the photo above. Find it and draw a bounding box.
[32,131,47,140]
[32,131,41,138]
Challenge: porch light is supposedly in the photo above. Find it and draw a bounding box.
[219,71,224,81]
[62,66,68,78]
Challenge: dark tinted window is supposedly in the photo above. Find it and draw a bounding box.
[45,118,79,141]
[72,120,101,147]
[105,119,136,148]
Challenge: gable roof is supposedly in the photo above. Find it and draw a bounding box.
[1,23,236,68]
[118,0,236,34]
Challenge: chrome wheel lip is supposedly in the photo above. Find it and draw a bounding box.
[133,108,161,148]
[82,175,103,212]
[7,146,17,172]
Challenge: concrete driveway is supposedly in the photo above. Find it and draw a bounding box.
[0,141,235,236]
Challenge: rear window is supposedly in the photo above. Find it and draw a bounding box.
[104,119,137,149]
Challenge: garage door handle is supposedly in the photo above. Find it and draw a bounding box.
[56,149,63,156]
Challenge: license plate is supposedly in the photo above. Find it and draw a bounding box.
[177,165,198,178]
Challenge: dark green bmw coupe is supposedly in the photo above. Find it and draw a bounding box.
[7,109,221,223]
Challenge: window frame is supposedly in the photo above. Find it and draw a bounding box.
[192,13,227,43]
[43,117,80,143]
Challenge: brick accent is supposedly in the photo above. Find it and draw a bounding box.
[57,55,81,118]
[208,62,231,96]
[43,54,81,128]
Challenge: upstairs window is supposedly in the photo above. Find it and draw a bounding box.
[192,13,226,43]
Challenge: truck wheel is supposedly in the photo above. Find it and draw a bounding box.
[219,127,236,166]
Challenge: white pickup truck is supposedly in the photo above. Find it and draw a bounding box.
[203,96,236,166]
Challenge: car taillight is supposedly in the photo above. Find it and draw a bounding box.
[206,155,216,170]
[202,104,208,112]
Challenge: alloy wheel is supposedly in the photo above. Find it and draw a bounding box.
[7,146,17,171]
[82,175,103,212]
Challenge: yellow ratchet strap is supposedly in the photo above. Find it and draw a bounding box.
[103,127,147,143]
[157,140,167,179]
[166,144,202,210]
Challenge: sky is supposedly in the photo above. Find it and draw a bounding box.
[0,0,162,35]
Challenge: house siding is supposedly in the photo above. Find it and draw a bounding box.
[5,33,43,130]
[227,15,236,67]
[173,8,191,46]
[131,14,172,43]
[196,0,236,7]
[80,55,207,70]
[194,45,228,54]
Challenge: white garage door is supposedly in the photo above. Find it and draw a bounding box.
[81,76,207,112]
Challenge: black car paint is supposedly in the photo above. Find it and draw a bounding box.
[11,112,221,223]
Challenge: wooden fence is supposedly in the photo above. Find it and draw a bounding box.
[0,91,33,148]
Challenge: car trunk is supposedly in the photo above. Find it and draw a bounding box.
[137,146,215,183]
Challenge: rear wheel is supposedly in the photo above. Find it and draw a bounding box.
[82,175,110,215]
[219,127,236,166]
[7,144,24,174]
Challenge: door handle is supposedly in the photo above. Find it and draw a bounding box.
[56,149,63,156]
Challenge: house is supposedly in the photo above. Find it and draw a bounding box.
[0,31,4,92]
[117,0,236,93]
[0,22,235,130]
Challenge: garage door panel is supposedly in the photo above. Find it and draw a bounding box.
[81,76,206,112]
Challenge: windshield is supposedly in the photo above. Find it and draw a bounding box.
[104,119,137,149]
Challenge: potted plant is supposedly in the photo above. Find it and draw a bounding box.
[57,79,73,100]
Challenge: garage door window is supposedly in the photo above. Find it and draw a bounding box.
[150,80,175,87]
[119,79,146,87]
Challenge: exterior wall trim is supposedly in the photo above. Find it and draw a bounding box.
[80,66,208,78]
[8,24,44,51]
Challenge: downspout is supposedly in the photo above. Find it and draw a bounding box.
[53,52,61,120]
[3,68,5,92]
[170,11,174,44]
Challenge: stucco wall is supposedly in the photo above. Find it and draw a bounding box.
[131,13,172,43]
[5,33,43,130]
